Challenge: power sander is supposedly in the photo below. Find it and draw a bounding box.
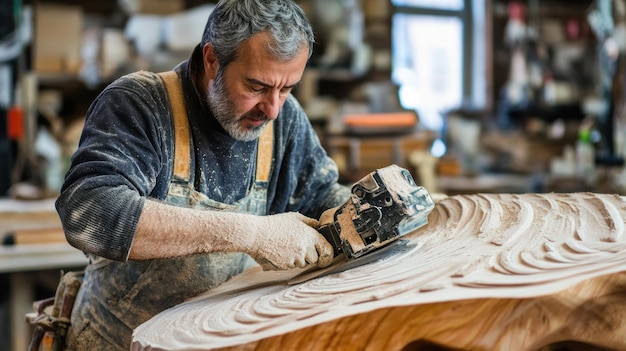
[318,164,435,260]
[290,164,434,284]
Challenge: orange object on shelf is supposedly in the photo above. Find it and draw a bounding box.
[7,105,24,140]
[342,112,417,135]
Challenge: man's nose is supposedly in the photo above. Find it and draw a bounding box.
[258,91,280,120]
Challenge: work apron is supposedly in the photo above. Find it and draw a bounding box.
[66,71,273,351]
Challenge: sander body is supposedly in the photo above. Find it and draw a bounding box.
[318,164,434,260]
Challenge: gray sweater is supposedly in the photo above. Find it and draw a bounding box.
[56,45,349,261]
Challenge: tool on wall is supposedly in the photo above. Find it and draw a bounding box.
[587,0,625,167]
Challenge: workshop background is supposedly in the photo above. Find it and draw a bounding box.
[1,0,626,349]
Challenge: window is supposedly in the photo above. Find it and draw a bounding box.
[393,0,463,11]
[391,0,486,131]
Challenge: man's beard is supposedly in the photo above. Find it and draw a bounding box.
[207,71,269,142]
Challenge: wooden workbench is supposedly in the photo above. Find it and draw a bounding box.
[322,112,436,183]
[132,192,626,351]
[0,198,88,351]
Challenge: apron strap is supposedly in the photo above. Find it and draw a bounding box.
[255,120,274,182]
[159,71,274,184]
[159,71,191,182]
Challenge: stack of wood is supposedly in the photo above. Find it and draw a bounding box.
[1,199,67,246]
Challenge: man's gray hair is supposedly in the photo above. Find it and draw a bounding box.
[201,0,315,68]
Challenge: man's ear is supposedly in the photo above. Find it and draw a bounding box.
[202,43,219,80]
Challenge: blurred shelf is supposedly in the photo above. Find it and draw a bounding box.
[437,173,533,195]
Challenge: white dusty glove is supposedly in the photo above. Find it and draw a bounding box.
[131,201,335,266]
[246,212,334,271]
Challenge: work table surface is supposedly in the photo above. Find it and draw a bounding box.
[0,197,87,351]
[132,193,626,351]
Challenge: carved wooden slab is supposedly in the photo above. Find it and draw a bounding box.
[132,193,626,351]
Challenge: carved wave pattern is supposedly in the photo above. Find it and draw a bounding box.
[133,192,626,350]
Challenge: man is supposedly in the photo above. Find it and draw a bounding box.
[55,0,350,349]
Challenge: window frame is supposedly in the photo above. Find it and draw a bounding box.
[392,0,489,110]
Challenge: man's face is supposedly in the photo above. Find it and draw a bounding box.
[204,32,309,141]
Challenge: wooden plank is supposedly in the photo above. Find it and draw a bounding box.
[133,193,626,351]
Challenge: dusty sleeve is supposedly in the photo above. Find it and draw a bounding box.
[56,72,171,262]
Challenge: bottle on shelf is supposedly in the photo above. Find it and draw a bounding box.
[576,128,595,185]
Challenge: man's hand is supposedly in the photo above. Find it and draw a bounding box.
[248,212,334,270]
[131,201,334,268]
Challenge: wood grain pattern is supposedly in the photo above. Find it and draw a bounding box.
[132,193,626,351]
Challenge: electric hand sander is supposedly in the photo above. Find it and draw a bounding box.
[318,164,435,260]
[289,164,434,285]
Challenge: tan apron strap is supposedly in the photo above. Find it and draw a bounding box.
[255,120,274,182]
[159,70,272,183]
[159,71,191,181]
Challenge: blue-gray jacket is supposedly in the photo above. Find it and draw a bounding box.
[56,44,349,262]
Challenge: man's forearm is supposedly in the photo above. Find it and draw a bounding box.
[129,199,335,270]
[129,199,254,260]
